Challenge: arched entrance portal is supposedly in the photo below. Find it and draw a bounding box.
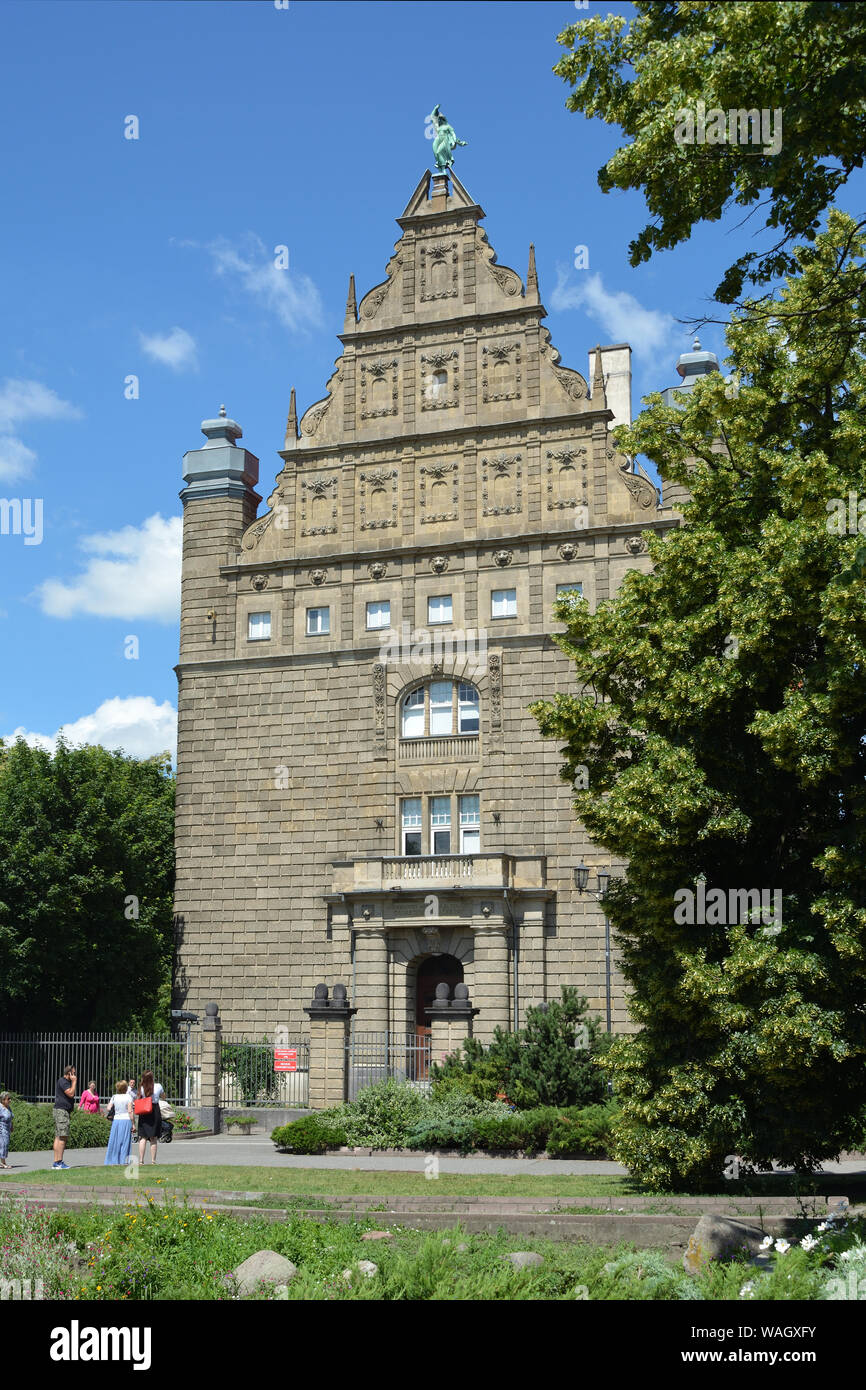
[415,954,464,1043]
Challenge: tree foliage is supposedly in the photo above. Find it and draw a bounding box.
[555,1,866,304]
[532,214,866,1189]
[431,987,608,1110]
[0,739,175,1030]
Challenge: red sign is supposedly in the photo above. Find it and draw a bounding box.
[274,1047,298,1073]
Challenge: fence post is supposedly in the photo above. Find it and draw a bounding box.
[304,984,356,1110]
[426,983,479,1071]
[200,1002,222,1134]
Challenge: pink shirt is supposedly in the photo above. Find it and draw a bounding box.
[79,1090,100,1113]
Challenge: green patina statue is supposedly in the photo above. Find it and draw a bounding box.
[428,104,467,172]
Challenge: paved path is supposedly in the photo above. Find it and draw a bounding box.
[2,1134,865,1178]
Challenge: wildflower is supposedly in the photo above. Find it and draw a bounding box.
[840,1250,852,1261]
[774,1239,791,1254]
[800,1235,819,1252]
[739,1282,755,1299]
[759,1235,773,1250]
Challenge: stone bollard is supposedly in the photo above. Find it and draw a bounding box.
[200,1001,222,1134]
[426,982,479,1069]
[304,983,357,1110]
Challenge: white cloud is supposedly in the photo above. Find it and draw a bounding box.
[200,233,323,332]
[550,271,677,360]
[139,326,198,372]
[0,378,82,482]
[37,514,181,622]
[6,695,177,760]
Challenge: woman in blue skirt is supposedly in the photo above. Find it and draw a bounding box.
[104,1081,134,1165]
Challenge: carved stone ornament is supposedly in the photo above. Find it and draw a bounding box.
[625,534,647,556]
[493,549,513,567]
[251,573,269,591]
[368,561,387,580]
[430,554,449,574]
[310,568,327,585]
[558,542,578,561]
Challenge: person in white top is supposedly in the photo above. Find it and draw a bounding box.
[135,1071,165,1165]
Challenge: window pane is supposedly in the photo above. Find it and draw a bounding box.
[428,594,452,624]
[366,600,391,629]
[401,688,424,738]
[459,795,480,825]
[429,681,453,736]
[248,611,271,641]
[556,583,583,598]
[460,827,480,854]
[432,829,451,855]
[306,606,330,635]
[403,831,422,856]
[401,798,422,827]
[491,588,517,618]
[430,796,451,826]
[458,683,479,734]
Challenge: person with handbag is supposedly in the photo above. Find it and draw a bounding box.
[104,1081,134,1165]
[135,1071,164,1165]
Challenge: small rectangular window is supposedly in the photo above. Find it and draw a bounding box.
[430,796,451,855]
[428,594,453,625]
[458,683,479,734]
[248,611,271,641]
[366,600,391,630]
[556,582,584,599]
[401,797,422,856]
[459,794,480,854]
[491,588,517,619]
[306,606,330,636]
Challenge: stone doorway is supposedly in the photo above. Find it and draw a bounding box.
[415,954,464,1046]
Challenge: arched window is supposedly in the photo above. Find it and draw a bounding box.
[400,681,480,739]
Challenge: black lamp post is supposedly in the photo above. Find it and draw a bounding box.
[596,870,612,1034]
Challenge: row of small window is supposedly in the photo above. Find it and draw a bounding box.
[401,794,480,856]
[247,584,584,641]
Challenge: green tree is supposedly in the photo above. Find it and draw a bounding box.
[0,739,175,1030]
[555,1,866,304]
[432,987,608,1110]
[532,214,866,1190]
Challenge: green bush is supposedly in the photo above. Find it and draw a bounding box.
[404,1118,478,1153]
[7,1101,110,1152]
[331,1080,427,1149]
[431,988,607,1110]
[271,1115,345,1154]
[545,1103,618,1158]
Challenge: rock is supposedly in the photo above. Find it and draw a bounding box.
[361,1230,393,1241]
[503,1251,544,1270]
[341,1268,353,1282]
[358,1260,378,1277]
[232,1250,298,1297]
[683,1216,766,1275]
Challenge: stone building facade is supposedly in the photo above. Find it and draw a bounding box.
[173,169,680,1043]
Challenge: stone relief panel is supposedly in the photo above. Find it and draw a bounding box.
[481,342,522,404]
[359,358,400,421]
[358,465,400,532]
[419,348,460,413]
[418,241,459,302]
[418,460,459,525]
[546,446,589,512]
[299,472,339,538]
[481,452,523,517]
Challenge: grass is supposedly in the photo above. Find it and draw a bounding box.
[2,1164,863,1203]
[1,1194,861,1301]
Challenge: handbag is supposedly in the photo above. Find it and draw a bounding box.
[134,1095,153,1115]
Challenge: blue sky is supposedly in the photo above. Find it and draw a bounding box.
[1,0,859,758]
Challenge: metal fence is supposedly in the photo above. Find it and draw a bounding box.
[0,1030,202,1108]
[220,1036,309,1108]
[346,1031,432,1101]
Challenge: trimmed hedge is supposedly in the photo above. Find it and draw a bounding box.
[6,1100,111,1152]
[271,1115,347,1155]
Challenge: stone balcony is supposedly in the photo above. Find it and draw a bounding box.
[331,853,547,895]
[398,734,479,763]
